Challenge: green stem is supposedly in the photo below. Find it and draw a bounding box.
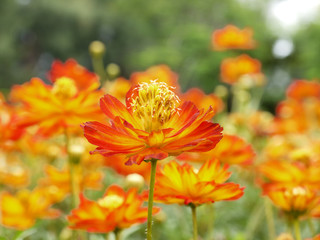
[264,198,275,240]
[245,198,264,240]
[206,204,215,240]
[114,229,121,240]
[308,218,315,237]
[65,130,78,209]
[65,129,78,240]
[92,56,108,83]
[191,205,198,240]
[146,159,158,240]
[293,219,301,240]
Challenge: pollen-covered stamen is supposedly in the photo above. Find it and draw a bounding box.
[130,80,180,132]
[52,77,77,99]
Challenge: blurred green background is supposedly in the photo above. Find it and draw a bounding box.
[1,0,320,110]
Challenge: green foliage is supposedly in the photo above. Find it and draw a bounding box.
[0,0,274,91]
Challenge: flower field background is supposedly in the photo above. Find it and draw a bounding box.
[1,0,320,240]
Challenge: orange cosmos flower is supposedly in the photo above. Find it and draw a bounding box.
[220,54,262,85]
[1,188,60,230]
[180,88,224,113]
[265,185,320,219]
[150,159,244,205]
[83,81,223,165]
[258,160,320,192]
[10,59,104,136]
[130,65,180,92]
[271,80,320,134]
[212,25,256,51]
[48,58,100,91]
[286,80,320,101]
[68,185,160,233]
[178,134,255,166]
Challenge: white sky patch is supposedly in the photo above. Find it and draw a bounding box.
[268,0,320,34]
[272,38,294,58]
[237,0,320,35]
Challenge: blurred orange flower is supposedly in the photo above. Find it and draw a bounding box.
[305,235,320,240]
[286,80,320,101]
[212,25,256,51]
[103,77,132,102]
[220,54,262,85]
[151,159,244,205]
[0,153,29,188]
[40,164,103,201]
[180,88,224,113]
[258,160,320,192]
[1,188,60,230]
[10,59,104,136]
[48,58,100,91]
[271,80,320,134]
[130,65,180,92]
[178,134,255,166]
[68,185,159,233]
[83,81,223,165]
[265,186,320,219]
[272,100,309,134]
[0,93,24,151]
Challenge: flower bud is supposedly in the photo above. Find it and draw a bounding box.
[124,173,145,189]
[89,41,106,57]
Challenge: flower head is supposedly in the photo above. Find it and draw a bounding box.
[258,160,320,192]
[220,54,262,85]
[48,58,100,91]
[150,159,244,206]
[67,185,159,233]
[1,188,60,230]
[212,25,256,51]
[83,80,223,165]
[286,80,320,101]
[10,59,104,136]
[265,185,320,219]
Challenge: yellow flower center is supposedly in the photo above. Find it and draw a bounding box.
[98,195,124,209]
[52,77,77,99]
[130,80,180,132]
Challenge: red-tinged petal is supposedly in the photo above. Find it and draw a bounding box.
[67,186,157,232]
[100,94,142,129]
[129,149,169,165]
[83,121,145,153]
[164,101,201,136]
[163,122,223,152]
[197,158,231,183]
[202,182,245,201]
